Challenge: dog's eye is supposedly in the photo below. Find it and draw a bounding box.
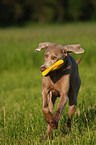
[51,56,57,60]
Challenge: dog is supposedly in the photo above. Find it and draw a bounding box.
[35,42,84,137]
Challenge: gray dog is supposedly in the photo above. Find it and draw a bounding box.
[35,42,84,137]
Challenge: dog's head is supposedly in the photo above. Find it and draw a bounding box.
[35,42,84,72]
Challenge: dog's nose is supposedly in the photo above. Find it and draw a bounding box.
[40,65,46,72]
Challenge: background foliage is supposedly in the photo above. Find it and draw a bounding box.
[0,0,96,26]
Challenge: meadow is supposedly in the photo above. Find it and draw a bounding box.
[0,22,96,144]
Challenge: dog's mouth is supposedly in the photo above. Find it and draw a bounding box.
[40,65,46,72]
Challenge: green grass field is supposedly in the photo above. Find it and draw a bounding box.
[0,22,96,144]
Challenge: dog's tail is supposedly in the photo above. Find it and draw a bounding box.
[76,58,82,64]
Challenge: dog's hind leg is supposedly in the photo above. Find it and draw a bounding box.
[67,76,81,128]
[67,105,77,127]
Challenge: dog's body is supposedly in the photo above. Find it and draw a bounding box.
[35,42,84,137]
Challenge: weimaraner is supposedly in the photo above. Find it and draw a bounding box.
[35,42,84,137]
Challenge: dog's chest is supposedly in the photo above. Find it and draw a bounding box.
[49,80,60,97]
[49,75,67,93]
[43,73,70,95]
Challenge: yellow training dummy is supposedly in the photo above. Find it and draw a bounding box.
[42,60,64,76]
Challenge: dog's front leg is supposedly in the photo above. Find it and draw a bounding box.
[47,91,53,138]
[42,89,53,124]
[49,75,70,129]
[47,92,57,137]
[50,93,68,129]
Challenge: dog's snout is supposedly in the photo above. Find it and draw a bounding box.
[40,65,46,72]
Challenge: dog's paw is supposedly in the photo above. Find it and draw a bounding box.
[65,118,71,132]
[49,111,60,129]
[45,112,53,123]
[49,119,58,129]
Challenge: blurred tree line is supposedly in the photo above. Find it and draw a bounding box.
[0,0,96,26]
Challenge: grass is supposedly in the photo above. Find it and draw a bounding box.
[0,22,96,144]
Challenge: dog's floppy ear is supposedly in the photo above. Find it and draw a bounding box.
[64,44,84,54]
[35,42,52,52]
